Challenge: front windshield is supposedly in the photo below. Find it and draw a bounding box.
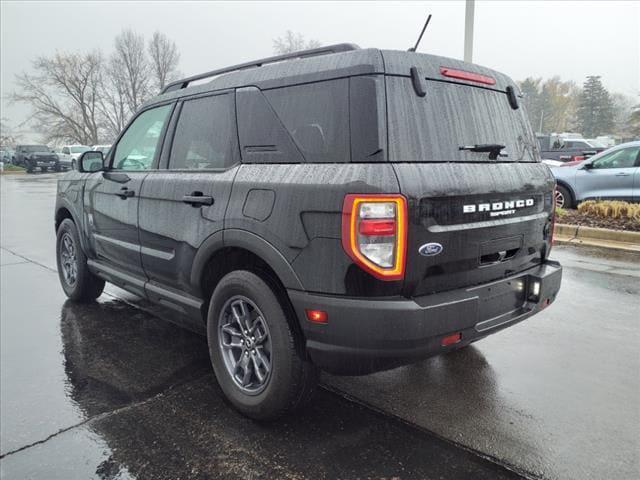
[70,146,90,154]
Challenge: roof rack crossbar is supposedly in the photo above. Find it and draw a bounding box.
[161,43,360,94]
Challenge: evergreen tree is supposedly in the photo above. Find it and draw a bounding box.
[519,78,543,132]
[576,76,614,137]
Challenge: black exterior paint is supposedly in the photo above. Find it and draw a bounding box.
[55,46,562,375]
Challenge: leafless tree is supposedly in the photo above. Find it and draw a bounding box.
[112,29,150,113]
[99,59,131,141]
[273,31,321,54]
[0,119,20,148]
[148,31,181,93]
[10,52,102,145]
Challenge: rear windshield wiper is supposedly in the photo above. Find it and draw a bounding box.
[458,144,507,160]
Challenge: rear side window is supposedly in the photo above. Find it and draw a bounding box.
[386,78,538,162]
[169,94,238,170]
[264,79,350,163]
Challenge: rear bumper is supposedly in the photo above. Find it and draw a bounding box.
[288,260,562,375]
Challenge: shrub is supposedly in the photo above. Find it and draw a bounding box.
[577,200,640,221]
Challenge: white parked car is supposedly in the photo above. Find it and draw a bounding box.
[91,144,112,155]
[60,145,91,169]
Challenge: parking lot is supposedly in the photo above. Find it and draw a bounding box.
[1,173,639,479]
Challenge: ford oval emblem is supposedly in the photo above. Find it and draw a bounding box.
[419,243,443,257]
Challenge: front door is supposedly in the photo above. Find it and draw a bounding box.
[138,93,239,307]
[84,103,173,292]
[575,146,640,201]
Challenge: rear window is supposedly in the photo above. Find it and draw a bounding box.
[264,79,350,163]
[386,78,538,162]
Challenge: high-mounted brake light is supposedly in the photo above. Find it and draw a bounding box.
[440,66,496,85]
[342,194,407,281]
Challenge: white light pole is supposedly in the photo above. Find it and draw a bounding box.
[464,0,475,63]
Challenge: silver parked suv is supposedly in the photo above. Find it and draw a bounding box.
[552,141,640,208]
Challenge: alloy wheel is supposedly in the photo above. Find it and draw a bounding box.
[218,295,273,395]
[60,232,78,286]
[554,189,565,209]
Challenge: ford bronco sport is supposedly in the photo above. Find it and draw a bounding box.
[55,44,562,419]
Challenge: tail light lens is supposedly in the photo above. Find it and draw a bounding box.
[342,194,407,281]
[439,66,496,85]
[572,155,585,162]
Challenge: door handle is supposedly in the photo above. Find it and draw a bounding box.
[182,192,214,207]
[614,172,631,176]
[116,187,135,199]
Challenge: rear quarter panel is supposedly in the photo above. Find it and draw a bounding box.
[225,163,401,295]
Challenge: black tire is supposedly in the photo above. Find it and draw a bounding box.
[56,219,105,302]
[555,185,574,209]
[71,160,76,170]
[207,270,318,420]
[41,167,48,173]
[54,164,61,172]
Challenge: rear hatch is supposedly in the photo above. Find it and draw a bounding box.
[382,52,555,297]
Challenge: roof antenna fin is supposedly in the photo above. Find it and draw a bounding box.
[408,14,432,52]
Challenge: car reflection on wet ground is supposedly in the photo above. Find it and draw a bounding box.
[1,174,639,479]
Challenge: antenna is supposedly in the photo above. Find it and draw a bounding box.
[408,14,432,52]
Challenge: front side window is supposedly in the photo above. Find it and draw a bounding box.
[112,104,172,170]
[264,79,350,163]
[591,147,639,169]
[169,94,237,170]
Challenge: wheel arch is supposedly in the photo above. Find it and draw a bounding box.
[55,202,90,253]
[193,230,306,340]
[191,229,304,296]
[555,180,577,205]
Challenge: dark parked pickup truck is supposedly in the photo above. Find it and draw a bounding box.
[55,44,562,419]
[537,135,607,163]
[14,144,60,173]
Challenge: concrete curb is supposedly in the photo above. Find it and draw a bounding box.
[555,223,640,252]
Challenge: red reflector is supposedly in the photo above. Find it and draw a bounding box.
[305,309,328,324]
[572,155,585,161]
[441,332,462,346]
[440,67,496,85]
[359,219,396,236]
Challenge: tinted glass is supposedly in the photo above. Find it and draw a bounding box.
[169,94,237,169]
[264,79,349,163]
[387,78,538,162]
[591,147,640,169]
[112,104,172,170]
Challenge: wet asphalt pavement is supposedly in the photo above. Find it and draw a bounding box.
[1,173,639,480]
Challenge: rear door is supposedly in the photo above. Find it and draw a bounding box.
[84,103,173,295]
[385,72,554,298]
[138,92,239,308]
[575,146,639,201]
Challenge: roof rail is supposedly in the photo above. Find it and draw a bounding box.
[161,43,360,94]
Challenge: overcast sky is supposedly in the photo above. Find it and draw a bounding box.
[1,0,638,141]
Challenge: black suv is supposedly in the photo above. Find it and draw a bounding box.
[14,144,60,173]
[55,44,562,419]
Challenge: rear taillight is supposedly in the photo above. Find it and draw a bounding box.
[342,194,407,281]
[440,66,496,85]
[572,155,585,162]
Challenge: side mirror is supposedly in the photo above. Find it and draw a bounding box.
[79,151,105,172]
[582,162,594,170]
